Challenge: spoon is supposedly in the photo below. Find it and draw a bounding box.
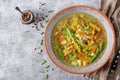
[15,6,23,14]
[15,6,34,24]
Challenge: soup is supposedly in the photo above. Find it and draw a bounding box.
[51,12,107,67]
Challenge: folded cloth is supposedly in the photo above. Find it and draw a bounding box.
[84,0,120,80]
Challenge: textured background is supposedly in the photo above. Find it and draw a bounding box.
[0,0,100,80]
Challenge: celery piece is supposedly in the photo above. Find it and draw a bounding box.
[89,23,100,32]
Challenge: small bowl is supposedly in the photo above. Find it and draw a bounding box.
[21,10,34,24]
[44,5,116,74]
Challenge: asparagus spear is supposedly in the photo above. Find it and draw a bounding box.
[54,39,64,59]
[90,48,99,63]
[90,41,104,63]
[65,28,81,52]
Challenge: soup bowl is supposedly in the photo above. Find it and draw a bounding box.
[44,5,116,74]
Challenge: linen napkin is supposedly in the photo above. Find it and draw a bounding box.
[84,0,120,80]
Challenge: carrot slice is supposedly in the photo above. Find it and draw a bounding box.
[70,44,77,49]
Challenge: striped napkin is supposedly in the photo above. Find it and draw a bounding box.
[84,0,120,80]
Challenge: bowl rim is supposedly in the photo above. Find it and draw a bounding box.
[44,5,116,74]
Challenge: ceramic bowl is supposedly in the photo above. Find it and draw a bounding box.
[21,10,34,24]
[44,5,116,74]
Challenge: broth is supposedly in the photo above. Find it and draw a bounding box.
[51,12,107,67]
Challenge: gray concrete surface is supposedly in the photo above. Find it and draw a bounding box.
[0,0,100,80]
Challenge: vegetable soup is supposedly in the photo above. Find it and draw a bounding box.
[51,12,107,67]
